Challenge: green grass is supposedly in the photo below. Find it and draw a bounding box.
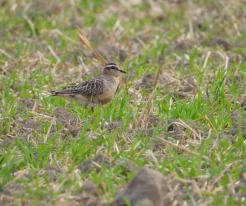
[0,0,245,205]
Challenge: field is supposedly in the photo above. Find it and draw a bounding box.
[0,0,245,205]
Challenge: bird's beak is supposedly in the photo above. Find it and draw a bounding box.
[118,69,126,73]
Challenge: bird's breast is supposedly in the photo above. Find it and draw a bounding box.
[98,89,114,105]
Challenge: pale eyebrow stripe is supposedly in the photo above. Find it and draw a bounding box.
[105,65,118,69]
[106,63,116,66]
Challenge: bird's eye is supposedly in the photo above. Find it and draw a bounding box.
[112,66,119,70]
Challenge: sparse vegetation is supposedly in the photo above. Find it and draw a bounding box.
[0,0,245,205]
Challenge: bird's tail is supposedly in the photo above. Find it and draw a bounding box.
[49,90,75,96]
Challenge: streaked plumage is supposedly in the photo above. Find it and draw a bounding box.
[50,79,104,97]
[49,63,126,106]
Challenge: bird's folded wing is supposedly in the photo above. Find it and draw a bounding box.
[60,79,104,97]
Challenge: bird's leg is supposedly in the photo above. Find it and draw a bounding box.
[84,103,88,109]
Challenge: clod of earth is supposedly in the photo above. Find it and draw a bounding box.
[111,167,181,206]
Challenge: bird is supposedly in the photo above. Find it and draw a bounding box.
[49,63,126,108]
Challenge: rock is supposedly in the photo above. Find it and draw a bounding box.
[111,167,172,206]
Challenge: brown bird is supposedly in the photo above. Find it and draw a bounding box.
[49,63,126,107]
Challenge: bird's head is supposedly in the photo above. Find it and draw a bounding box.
[102,63,126,78]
